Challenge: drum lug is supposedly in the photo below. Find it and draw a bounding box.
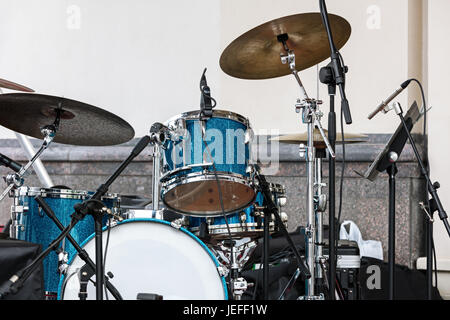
[57,248,69,275]
[107,218,119,228]
[245,128,254,144]
[217,266,227,277]
[171,220,182,230]
[11,204,28,213]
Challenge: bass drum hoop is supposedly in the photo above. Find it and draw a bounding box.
[57,218,228,300]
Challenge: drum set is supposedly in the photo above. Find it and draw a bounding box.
[0,11,369,300]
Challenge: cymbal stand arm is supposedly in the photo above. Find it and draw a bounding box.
[0,127,55,201]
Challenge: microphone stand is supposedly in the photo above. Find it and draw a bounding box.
[319,0,352,299]
[319,63,337,299]
[319,0,352,125]
[33,196,123,300]
[83,135,151,300]
[397,115,450,237]
[0,204,91,299]
[0,135,151,300]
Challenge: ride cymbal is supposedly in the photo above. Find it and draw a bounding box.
[0,93,134,146]
[0,78,34,92]
[271,128,367,148]
[220,13,351,79]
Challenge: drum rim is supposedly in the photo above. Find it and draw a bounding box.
[57,218,228,300]
[189,221,275,235]
[160,171,256,217]
[15,186,120,200]
[165,109,250,127]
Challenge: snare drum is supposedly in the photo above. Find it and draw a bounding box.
[11,187,120,296]
[58,219,228,300]
[161,110,255,217]
[187,183,287,239]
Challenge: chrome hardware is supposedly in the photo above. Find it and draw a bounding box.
[170,220,182,229]
[299,144,307,159]
[419,202,434,222]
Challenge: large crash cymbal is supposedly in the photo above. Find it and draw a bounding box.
[271,129,367,148]
[0,93,134,146]
[220,13,351,79]
[0,78,34,92]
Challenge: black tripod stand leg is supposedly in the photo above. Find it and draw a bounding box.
[93,214,104,300]
[387,163,397,300]
[427,217,434,300]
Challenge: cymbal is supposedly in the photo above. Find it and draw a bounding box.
[0,78,34,92]
[0,93,135,146]
[220,13,351,79]
[271,129,367,148]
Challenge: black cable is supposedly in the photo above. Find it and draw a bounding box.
[337,105,346,226]
[198,73,233,250]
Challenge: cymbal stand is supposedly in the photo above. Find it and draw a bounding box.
[150,144,163,219]
[314,148,328,294]
[278,33,335,299]
[0,118,59,202]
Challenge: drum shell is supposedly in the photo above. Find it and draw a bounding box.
[11,187,119,294]
[163,110,252,176]
[187,183,287,238]
[161,110,256,216]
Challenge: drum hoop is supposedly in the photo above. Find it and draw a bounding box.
[165,109,250,128]
[15,186,120,200]
[190,222,275,234]
[57,218,228,300]
[160,171,255,216]
[161,171,253,190]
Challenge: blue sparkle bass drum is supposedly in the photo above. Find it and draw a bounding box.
[160,110,256,217]
[58,219,228,300]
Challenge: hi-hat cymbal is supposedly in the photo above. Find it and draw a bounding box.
[0,78,34,92]
[220,13,351,79]
[271,129,367,148]
[0,93,135,146]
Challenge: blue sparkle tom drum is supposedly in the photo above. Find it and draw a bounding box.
[10,186,120,296]
[160,110,256,217]
[187,182,287,239]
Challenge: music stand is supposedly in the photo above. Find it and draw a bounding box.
[360,101,422,300]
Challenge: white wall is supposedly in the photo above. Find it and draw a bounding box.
[427,0,450,261]
[0,0,415,139]
[0,0,221,138]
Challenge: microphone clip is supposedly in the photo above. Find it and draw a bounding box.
[199,68,214,120]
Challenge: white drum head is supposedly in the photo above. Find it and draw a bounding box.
[59,219,227,300]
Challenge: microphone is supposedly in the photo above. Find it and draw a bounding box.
[131,135,151,156]
[368,80,412,120]
[0,153,23,173]
[319,0,352,124]
[200,68,213,119]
